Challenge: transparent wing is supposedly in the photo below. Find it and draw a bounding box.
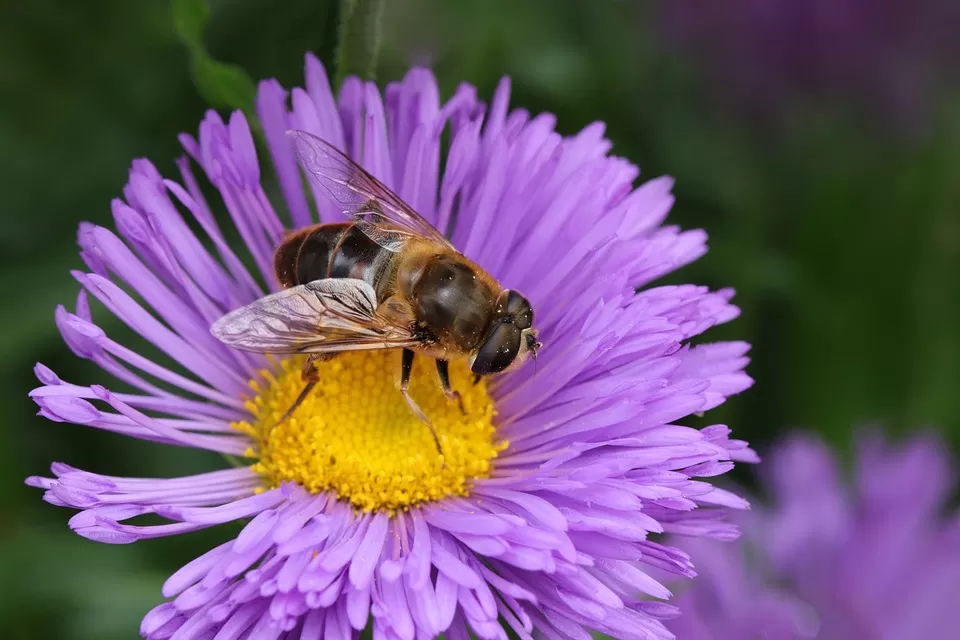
[287,129,455,252]
[210,278,418,354]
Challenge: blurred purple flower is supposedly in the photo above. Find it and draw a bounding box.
[669,432,960,640]
[26,55,755,639]
[660,0,960,131]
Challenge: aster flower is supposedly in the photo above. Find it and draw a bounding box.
[658,0,960,132]
[668,432,960,640]
[27,55,754,640]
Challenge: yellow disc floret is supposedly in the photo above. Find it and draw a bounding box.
[234,350,505,512]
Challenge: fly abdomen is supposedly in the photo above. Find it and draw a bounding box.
[274,223,393,298]
[327,224,387,285]
[275,222,349,288]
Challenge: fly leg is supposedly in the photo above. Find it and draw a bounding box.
[436,359,466,415]
[400,348,443,454]
[277,353,328,425]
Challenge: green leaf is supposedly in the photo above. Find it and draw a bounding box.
[334,0,385,88]
[171,0,258,121]
[191,54,258,115]
[172,0,210,51]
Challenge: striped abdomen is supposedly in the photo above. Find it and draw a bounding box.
[274,223,394,298]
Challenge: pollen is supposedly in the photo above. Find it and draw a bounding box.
[234,351,505,512]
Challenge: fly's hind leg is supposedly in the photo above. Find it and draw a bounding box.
[436,359,466,415]
[400,348,443,454]
[277,353,331,425]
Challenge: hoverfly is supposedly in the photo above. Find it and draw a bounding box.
[211,131,541,450]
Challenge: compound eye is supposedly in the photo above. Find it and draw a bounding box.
[501,290,533,330]
[471,323,521,375]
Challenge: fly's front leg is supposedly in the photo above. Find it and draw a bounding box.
[277,353,328,425]
[436,359,466,415]
[400,348,443,454]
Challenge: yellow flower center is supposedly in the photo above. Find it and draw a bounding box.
[234,351,505,512]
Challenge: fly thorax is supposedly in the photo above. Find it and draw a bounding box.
[406,255,494,349]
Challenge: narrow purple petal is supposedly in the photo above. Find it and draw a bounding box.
[348,512,389,589]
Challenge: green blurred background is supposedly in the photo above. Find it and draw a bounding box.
[2,0,958,637]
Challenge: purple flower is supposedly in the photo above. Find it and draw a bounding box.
[659,0,960,131]
[27,55,754,640]
[668,432,960,640]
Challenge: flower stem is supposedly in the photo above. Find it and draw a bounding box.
[334,0,385,88]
